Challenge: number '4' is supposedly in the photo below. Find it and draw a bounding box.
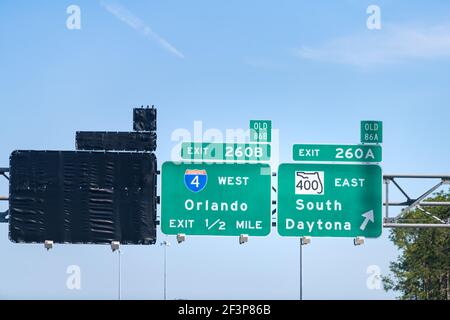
[191,176,200,188]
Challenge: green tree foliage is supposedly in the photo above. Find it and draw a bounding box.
[383,192,450,300]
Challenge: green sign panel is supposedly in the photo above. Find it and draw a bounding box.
[293,144,382,163]
[277,163,382,238]
[361,121,383,144]
[161,162,271,236]
[250,120,272,143]
[181,142,271,161]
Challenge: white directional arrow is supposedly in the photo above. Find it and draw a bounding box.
[360,210,374,231]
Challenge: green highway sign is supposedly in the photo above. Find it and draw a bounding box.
[277,163,382,238]
[361,120,383,144]
[293,144,382,162]
[181,142,271,161]
[161,162,271,236]
[250,120,272,143]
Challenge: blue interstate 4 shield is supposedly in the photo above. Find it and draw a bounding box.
[184,169,208,193]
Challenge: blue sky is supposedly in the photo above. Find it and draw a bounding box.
[1,0,450,299]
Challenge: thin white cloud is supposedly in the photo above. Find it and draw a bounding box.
[293,24,450,67]
[100,0,185,59]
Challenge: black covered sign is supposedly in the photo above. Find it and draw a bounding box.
[76,131,157,152]
[9,150,157,245]
[133,107,157,132]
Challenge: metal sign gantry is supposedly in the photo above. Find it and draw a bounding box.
[2,167,450,229]
[383,174,450,228]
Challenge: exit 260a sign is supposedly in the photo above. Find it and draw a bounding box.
[277,163,382,238]
[293,144,382,162]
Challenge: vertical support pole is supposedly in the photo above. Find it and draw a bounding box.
[160,241,170,300]
[385,179,389,220]
[163,244,167,300]
[299,238,303,301]
[118,249,122,301]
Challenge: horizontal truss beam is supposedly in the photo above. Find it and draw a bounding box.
[384,223,450,229]
[383,174,450,228]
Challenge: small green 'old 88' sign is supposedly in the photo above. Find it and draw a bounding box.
[250,120,272,143]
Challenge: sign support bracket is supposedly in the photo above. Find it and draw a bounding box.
[0,167,9,181]
[0,167,9,223]
[0,210,8,223]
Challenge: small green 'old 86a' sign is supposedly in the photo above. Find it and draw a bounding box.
[361,121,383,144]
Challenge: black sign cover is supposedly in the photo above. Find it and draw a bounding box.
[9,150,157,245]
